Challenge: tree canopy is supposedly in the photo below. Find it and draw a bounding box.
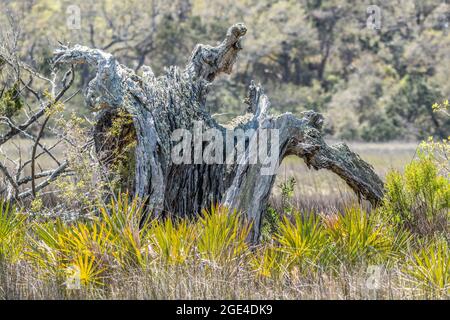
[1,0,449,141]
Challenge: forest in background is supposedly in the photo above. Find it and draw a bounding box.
[1,0,449,142]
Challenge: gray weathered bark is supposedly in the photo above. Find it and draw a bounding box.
[53,23,384,242]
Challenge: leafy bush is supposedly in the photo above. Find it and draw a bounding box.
[383,156,450,235]
[0,82,23,118]
[360,113,401,142]
[250,245,287,279]
[260,178,296,242]
[419,136,449,176]
[28,218,111,286]
[27,194,149,286]
[278,177,296,215]
[260,207,280,242]
[0,194,446,298]
[99,194,150,268]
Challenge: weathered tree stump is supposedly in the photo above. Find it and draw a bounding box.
[53,23,384,242]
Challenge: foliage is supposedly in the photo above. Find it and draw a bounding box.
[2,0,449,141]
[403,237,450,297]
[278,177,296,215]
[276,212,328,270]
[383,156,450,235]
[419,136,449,177]
[1,0,449,300]
[28,219,109,286]
[261,177,297,242]
[27,194,149,286]
[99,193,150,268]
[250,245,286,278]
[0,192,448,298]
[324,208,395,265]
[0,82,23,118]
[260,206,280,242]
[0,200,26,261]
[52,113,113,213]
[419,98,449,176]
[432,99,449,117]
[149,217,196,265]
[260,206,406,274]
[197,205,251,262]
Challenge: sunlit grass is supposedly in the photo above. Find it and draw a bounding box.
[403,237,450,298]
[197,205,251,263]
[0,200,26,262]
[0,144,448,299]
[0,196,448,299]
[149,218,196,265]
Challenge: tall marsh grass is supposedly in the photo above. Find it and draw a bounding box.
[0,155,448,299]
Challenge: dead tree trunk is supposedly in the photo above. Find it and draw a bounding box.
[53,24,384,242]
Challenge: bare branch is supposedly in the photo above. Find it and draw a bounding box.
[18,161,68,199]
[31,115,51,198]
[0,161,19,199]
[0,66,75,146]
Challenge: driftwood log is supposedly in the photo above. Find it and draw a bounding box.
[53,23,384,242]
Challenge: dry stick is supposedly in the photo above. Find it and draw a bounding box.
[0,161,19,197]
[18,161,68,199]
[0,116,61,166]
[16,139,63,182]
[30,114,51,198]
[0,67,74,146]
[18,168,74,185]
[18,138,92,200]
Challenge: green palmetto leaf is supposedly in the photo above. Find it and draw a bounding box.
[0,200,26,260]
[197,205,251,262]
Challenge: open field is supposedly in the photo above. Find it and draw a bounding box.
[272,141,418,212]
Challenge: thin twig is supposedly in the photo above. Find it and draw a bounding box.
[31,114,51,198]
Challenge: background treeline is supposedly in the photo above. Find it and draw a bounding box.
[1,0,449,141]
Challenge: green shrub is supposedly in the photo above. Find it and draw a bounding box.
[260,178,296,242]
[383,157,450,235]
[28,218,109,286]
[419,136,449,176]
[360,113,401,142]
[99,193,150,268]
[278,177,296,215]
[260,207,280,242]
[250,245,287,279]
[0,82,23,118]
